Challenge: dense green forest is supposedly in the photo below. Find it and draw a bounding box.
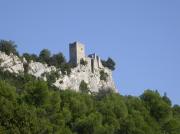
[0,40,180,134]
[0,68,180,134]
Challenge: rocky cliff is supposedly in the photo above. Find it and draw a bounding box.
[0,51,116,92]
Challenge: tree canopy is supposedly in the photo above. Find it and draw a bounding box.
[0,40,19,56]
[39,49,51,63]
[102,57,116,71]
[0,69,179,134]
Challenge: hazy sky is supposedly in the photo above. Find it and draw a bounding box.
[0,0,180,104]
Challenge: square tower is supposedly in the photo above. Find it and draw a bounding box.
[69,42,85,65]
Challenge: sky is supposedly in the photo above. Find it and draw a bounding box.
[0,0,180,104]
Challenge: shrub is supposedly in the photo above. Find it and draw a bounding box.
[46,71,59,85]
[22,53,38,62]
[79,80,89,93]
[23,63,29,74]
[0,40,19,56]
[102,57,116,71]
[100,70,108,81]
[23,80,49,106]
[39,49,51,64]
[61,63,71,75]
[49,53,66,68]
[80,59,88,66]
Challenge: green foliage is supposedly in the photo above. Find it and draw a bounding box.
[60,63,72,75]
[79,80,89,93]
[162,119,180,134]
[80,58,88,66]
[49,52,66,67]
[163,92,172,106]
[0,67,179,134]
[47,53,72,75]
[39,49,51,63]
[140,90,172,123]
[173,105,180,119]
[122,95,161,134]
[74,112,103,134]
[0,80,16,102]
[23,80,49,107]
[95,88,114,100]
[22,53,38,62]
[102,57,116,71]
[45,71,59,86]
[100,70,108,81]
[23,63,29,74]
[0,40,19,56]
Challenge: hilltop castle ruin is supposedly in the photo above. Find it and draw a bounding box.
[0,41,116,92]
[69,42,103,73]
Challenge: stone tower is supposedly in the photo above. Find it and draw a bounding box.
[69,42,85,65]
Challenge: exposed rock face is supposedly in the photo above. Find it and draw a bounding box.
[0,52,24,74]
[54,65,116,92]
[28,62,56,78]
[0,51,116,92]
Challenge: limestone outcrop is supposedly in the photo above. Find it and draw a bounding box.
[54,64,116,92]
[28,62,56,78]
[0,52,24,74]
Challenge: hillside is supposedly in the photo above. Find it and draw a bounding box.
[0,40,180,134]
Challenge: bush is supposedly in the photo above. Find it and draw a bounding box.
[39,49,51,64]
[0,40,19,56]
[23,80,49,107]
[23,63,29,74]
[100,70,108,81]
[23,53,38,62]
[49,53,66,68]
[140,90,172,123]
[46,71,59,86]
[79,80,89,93]
[61,63,72,75]
[102,57,116,71]
[80,59,88,66]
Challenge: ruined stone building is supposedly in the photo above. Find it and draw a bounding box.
[69,41,103,73]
